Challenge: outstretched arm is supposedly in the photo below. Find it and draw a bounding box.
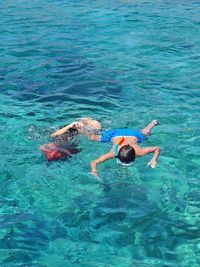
[140,146,160,168]
[51,122,100,141]
[90,149,115,177]
[51,122,82,138]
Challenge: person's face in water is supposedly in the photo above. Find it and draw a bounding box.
[80,118,101,131]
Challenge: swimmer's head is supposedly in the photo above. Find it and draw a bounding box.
[80,118,101,131]
[117,145,136,165]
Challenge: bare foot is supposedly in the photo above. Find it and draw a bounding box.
[151,120,159,126]
[141,120,159,136]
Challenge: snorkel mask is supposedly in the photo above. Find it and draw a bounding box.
[114,137,135,167]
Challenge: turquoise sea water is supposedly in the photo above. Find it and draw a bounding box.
[0,0,200,266]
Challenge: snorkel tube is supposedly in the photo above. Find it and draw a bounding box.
[114,137,125,157]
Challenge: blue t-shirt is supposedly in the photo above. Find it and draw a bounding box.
[100,129,145,143]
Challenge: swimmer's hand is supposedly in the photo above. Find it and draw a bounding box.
[90,151,114,178]
[90,161,99,179]
[148,159,157,168]
[69,122,83,129]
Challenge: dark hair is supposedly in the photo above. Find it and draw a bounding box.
[118,145,135,164]
[54,126,79,145]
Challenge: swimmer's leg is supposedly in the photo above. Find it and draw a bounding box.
[141,120,159,136]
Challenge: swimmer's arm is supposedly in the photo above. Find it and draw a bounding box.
[51,122,81,138]
[90,149,115,177]
[51,125,71,138]
[139,146,160,168]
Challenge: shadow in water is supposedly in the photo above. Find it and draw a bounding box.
[2,54,122,107]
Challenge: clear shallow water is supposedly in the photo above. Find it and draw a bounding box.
[0,0,200,266]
